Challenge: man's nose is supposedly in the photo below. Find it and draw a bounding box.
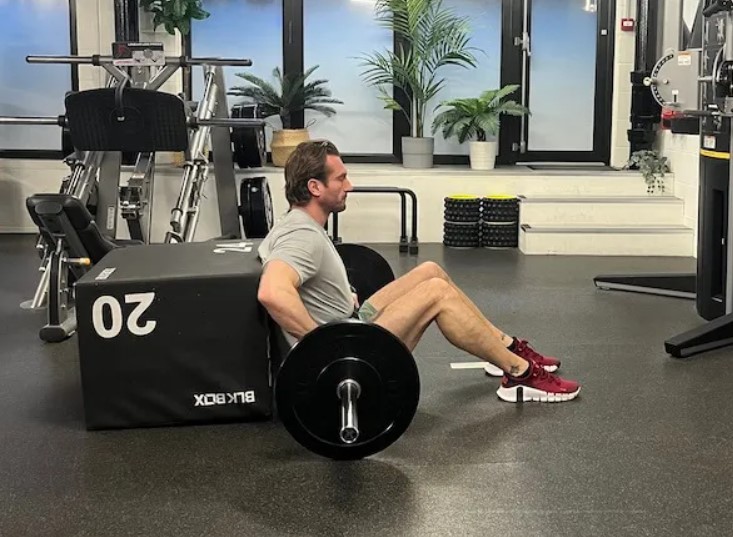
[344,178,354,192]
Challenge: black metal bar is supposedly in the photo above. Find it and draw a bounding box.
[332,211,341,244]
[0,150,64,160]
[211,67,243,240]
[114,0,140,42]
[283,0,304,129]
[183,29,193,100]
[628,0,661,155]
[399,192,408,253]
[594,0,616,165]
[498,0,523,165]
[393,31,411,159]
[331,187,419,254]
[69,0,79,91]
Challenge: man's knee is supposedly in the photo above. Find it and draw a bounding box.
[416,261,448,281]
[420,276,453,298]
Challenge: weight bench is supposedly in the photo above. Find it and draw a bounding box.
[26,193,142,342]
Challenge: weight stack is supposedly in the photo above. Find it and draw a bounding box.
[481,196,519,248]
[443,195,481,248]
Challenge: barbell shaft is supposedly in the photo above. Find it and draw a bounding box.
[194,118,265,128]
[338,379,361,444]
[27,55,252,67]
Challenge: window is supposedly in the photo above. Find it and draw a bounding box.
[424,0,502,156]
[0,0,72,151]
[304,0,393,154]
[190,0,283,103]
[527,0,597,151]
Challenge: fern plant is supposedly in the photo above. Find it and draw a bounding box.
[227,65,343,129]
[431,85,529,142]
[139,0,210,36]
[359,0,479,138]
[627,150,670,194]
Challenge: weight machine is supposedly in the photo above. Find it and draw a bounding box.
[1,42,269,342]
[595,0,733,357]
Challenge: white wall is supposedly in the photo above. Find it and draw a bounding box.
[656,0,701,256]
[610,0,701,257]
[610,0,636,168]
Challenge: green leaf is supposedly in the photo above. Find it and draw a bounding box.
[226,64,342,126]
[430,84,528,142]
[362,0,481,133]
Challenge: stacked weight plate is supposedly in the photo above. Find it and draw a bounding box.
[481,195,519,248]
[443,195,481,248]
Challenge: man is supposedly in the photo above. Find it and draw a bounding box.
[258,140,580,403]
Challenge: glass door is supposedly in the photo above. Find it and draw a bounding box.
[498,0,615,164]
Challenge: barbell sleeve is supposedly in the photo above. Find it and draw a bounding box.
[337,379,361,444]
[0,116,65,126]
[27,55,95,64]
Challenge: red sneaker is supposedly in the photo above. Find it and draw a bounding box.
[512,338,560,373]
[496,362,580,403]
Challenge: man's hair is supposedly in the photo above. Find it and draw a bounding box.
[284,140,341,206]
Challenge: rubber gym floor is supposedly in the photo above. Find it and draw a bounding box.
[2,233,732,537]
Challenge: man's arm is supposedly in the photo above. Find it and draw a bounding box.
[258,260,318,340]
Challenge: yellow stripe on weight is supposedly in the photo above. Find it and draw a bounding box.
[484,194,516,200]
[700,149,730,160]
[447,194,480,200]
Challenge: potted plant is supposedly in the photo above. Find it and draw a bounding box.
[359,0,478,168]
[139,0,209,35]
[228,65,343,167]
[431,85,529,170]
[626,150,670,194]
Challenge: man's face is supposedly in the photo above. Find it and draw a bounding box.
[311,154,353,213]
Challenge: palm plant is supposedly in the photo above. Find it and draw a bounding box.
[432,85,529,143]
[227,65,343,130]
[359,0,479,138]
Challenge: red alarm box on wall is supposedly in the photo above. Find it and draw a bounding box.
[621,18,635,31]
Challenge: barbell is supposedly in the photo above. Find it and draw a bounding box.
[274,244,421,460]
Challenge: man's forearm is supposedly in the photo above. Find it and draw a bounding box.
[261,288,319,341]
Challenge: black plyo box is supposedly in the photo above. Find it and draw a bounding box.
[75,240,271,430]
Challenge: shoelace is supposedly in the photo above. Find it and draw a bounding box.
[530,363,561,385]
[515,339,546,363]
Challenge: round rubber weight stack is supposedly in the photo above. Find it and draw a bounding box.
[444,221,480,249]
[481,221,519,248]
[444,195,481,223]
[481,196,519,223]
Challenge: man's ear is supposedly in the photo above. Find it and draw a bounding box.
[307,178,322,198]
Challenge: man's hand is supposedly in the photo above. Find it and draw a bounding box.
[352,292,360,310]
[258,260,319,340]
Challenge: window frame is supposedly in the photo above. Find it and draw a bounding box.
[0,0,79,159]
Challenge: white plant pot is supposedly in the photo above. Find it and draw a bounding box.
[469,141,497,170]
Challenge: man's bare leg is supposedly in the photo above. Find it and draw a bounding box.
[373,277,529,376]
[367,262,513,346]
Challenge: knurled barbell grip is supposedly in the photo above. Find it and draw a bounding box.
[337,379,361,444]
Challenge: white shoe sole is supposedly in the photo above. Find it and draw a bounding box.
[484,363,558,377]
[496,385,580,403]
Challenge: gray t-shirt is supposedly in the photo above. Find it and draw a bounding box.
[258,208,354,347]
